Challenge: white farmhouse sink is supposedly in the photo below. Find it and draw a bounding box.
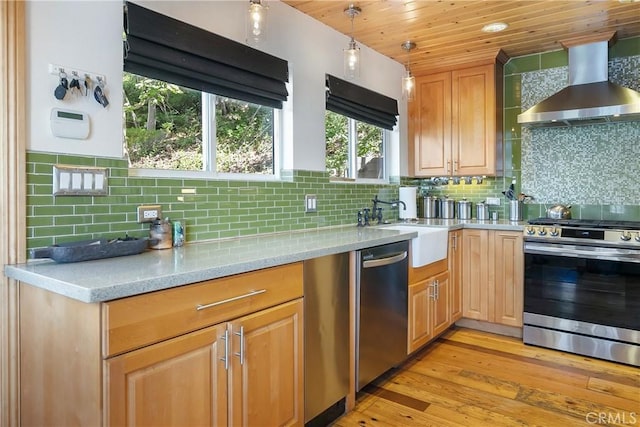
[383,225,448,267]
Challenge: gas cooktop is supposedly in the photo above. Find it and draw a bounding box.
[527,218,640,230]
[524,218,640,247]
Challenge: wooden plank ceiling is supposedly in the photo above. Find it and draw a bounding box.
[282,1,640,74]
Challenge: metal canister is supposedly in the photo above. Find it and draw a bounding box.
[476,202,489,220]
[509,200,523,221]
[420,195,440,218]
[173,220,185,247]
[440,196,456,219]
[457,198,472,220]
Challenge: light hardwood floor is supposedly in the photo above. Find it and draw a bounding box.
[335,327,640,427]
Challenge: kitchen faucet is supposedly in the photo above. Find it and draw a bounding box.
[372,195,407,216]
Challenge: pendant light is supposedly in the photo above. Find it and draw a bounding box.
[343,4,361,80]
[401,41,416,101]
[247,0,267,44]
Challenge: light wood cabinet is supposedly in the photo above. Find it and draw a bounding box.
[105,323,229,426]
[431,271,451,337]
[20,262,304,427]
[461,229,523,327]
[407,242,455,354]
[229,299,303,427]
[461,229,490,321]
[106,299,303,427]
[410,60,504,177]
[448,230,463,322]
[493,231,524,327]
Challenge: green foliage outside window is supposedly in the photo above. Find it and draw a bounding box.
[325,111,349,177]
[325,110,384,179]
[123,72,274,174]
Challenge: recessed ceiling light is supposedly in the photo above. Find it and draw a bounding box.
[482,22,508,33]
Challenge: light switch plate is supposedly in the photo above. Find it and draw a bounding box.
[486,197,501,205]
[53,165,108,196]
[305,194,317,213]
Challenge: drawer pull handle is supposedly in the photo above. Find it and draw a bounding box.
[220,329,229,370]
[196,289,267,311]
[234,326,245,365]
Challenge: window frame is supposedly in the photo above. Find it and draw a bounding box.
[123,2,288,181]
[127,84,283,182]
[327,113,389,184]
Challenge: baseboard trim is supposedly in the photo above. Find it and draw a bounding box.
[455,318,522,338]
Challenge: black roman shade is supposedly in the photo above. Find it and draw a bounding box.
[325,75,398,130]
[124,2,289,108]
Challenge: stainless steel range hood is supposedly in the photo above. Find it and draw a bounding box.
[518,40,640,128]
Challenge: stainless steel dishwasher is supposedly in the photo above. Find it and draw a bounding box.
[356,240,409,391]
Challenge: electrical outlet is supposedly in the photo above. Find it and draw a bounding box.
[304,194,317,213]
[137,205,162,223]
[486,197,501,205]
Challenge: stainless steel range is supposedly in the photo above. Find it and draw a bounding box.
[523,218,640,366]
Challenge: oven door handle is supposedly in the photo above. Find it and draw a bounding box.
[524,242,640,263]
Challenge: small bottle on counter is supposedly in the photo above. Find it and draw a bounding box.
[173,220,185,247]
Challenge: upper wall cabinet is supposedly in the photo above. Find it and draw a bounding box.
[410,55,506,177]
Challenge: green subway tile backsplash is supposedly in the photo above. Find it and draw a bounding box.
[26,153,398,250]
[504,54,540,75]
[540,50,568,69]
[610,37,640,58]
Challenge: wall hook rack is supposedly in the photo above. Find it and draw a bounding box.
[48,63,106,86]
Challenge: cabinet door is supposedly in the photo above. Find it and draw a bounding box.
[412,72,452,176]
[105,323,228,427]
[462,229,490,321]
[492,231,524,327]
[408,280,433,353]
[229,299,304,427]
[432,271,451,337]
[451,65,496,176]
[448,230,463,322]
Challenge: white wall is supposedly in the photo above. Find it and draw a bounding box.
[26,0,406,173]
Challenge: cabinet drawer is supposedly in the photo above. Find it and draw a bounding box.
[102,262,303,357]
[409,258,447,284]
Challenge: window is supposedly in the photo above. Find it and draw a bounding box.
[325,111,386,180]
[325,74,397,181]
[123,2,288,178]
[123,73,276,175]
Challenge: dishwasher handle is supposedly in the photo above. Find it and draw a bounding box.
[362,251,407,268]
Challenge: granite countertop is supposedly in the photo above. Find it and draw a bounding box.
[4,220,524,303]
[402,218,524,231]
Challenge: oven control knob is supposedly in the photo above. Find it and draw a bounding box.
[550,228,559,237]
[620,231,632,241]
[635,233,640,242]
[525,226,535,235]
[538,228,547,236]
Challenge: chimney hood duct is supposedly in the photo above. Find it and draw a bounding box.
[518,40,640,128]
